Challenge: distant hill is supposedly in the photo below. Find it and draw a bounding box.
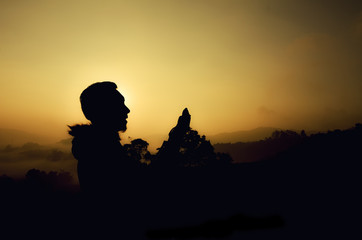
[213,124,362,164]
[208,127,280,144]
[213,129,306,163]
[0,128,55,147]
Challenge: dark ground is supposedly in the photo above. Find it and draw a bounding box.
[1,125,361,239]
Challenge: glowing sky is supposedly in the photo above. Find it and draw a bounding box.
[1,0,362,145]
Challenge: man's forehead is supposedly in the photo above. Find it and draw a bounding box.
[116,91,125,101]
[109,90,125,104]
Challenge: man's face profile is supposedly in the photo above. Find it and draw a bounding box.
[80,82,130,132]
[104,91,130,132]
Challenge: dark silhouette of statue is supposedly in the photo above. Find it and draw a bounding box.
[155,108,191,167]
[68,82,135,198]
[156,108,231,168]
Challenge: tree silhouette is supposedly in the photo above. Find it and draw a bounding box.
[124,138,153,165]
[25,168,74,191]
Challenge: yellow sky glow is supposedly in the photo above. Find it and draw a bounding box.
[1,0,362,149]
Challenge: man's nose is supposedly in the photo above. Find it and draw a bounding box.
[125,106,130,114]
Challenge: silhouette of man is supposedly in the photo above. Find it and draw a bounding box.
[69,82,133,197]
[69,82,153,238]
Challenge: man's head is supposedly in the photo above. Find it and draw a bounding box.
[80,82,130,131]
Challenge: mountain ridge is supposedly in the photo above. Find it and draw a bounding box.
[208,127,281,144]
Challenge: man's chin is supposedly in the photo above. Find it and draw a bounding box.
[118,125,127,132]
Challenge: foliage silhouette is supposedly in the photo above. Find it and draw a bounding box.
[25,168,74,191]
[124,138,153,165]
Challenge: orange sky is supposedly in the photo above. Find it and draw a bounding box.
[1,0,362,147]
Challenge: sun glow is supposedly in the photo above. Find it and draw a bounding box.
[0,0,361,145]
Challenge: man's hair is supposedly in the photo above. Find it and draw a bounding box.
[80,81,118,121]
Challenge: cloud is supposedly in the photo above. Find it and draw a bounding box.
[255,106,284,129]
[0,142,76,178]
[47,149,73,162]
[258,106,276,118]
[20,149,48,160]
[261,26,362,131]
[285,33,337,63]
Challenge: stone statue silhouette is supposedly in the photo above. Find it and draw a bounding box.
[157,108,191,161]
